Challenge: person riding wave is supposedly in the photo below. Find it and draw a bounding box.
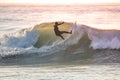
[54,22,72,40]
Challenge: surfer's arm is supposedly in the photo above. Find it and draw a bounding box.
[58,22,64,25]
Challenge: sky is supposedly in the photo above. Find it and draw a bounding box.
[0,0,120,5]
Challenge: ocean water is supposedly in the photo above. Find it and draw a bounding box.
[0,4,120,80]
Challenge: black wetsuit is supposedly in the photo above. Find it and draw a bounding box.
[54,22,71,40]
[54,24,61,36]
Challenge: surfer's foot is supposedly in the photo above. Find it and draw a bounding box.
[70,30,72,34]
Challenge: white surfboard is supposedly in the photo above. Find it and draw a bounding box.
[70,22,77,34]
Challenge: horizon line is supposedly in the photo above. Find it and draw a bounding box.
[0,2,120,6]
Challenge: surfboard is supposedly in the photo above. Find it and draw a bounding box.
[70,22,77,34]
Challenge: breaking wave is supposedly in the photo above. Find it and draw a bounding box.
[0,22,120,60]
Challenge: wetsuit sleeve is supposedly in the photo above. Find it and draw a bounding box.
[58,22,64,25]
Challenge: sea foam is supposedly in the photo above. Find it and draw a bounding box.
[0,28,39,48]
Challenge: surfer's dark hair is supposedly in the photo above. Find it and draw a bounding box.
[55,22,58,24]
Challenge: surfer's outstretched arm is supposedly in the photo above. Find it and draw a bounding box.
[58,22,64,25]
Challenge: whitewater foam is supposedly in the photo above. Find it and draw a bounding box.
[0,28,40,58]
[87,29,120,49]
[0,28,39,48]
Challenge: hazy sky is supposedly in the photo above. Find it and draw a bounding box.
[0,0,120,4]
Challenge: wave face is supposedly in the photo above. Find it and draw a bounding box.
[0,22,120,64]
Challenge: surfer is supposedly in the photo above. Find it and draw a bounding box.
[54,22,72,40]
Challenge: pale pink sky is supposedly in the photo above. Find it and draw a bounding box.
[0,0,120,4]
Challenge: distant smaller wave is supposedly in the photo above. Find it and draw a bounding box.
[0,18,23,22]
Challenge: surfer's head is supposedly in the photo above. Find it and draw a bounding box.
[55,22,58,25]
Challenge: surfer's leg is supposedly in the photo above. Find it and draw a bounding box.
[61,31,72,34]
[59,35,64,40]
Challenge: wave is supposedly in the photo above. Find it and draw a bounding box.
[0,22,120,59]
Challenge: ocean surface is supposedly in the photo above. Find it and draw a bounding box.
[0,4,120,80]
